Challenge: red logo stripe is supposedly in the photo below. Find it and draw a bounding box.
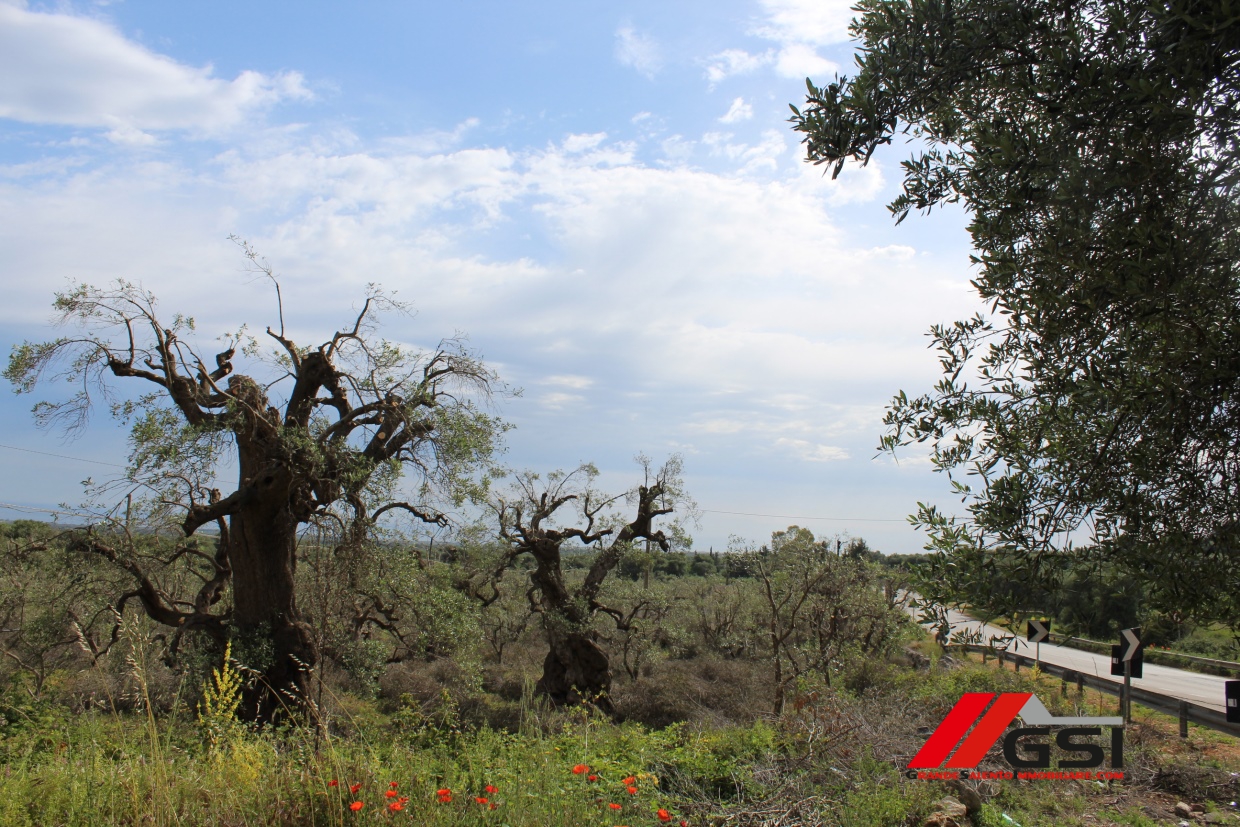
[944,692,1031,768]
[907,693,994,768]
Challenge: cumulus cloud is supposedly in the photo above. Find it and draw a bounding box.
[704,48,769,85]
[701,129,786,173]
[796,154,888,205]
[773,43,837,79]
[541,392,586,410]
[562,133,608,153]
[755,0,858,47]
[0,3,311,141]
[0,127,980,551]
[700,0,849,86]
[719,97,753,124]
[614,26,662,79]
[775,438,850,462]
[542,375,595,389]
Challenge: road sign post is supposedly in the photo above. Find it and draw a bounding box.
[1026,620,1051,669]
[1123,659,1132,722]
[1117,627,1142,724]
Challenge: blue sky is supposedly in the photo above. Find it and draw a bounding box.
[0,0,983,553]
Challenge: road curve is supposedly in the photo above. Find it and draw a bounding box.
[910,605,1232,714]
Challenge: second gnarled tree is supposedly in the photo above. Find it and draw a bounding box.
[484,457,692,713]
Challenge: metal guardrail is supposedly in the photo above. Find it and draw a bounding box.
[960,644,1240,739]
[1045,633,1240,675]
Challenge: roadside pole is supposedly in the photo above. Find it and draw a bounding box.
[1026,620,1050,671]
[1123,658,1132,722]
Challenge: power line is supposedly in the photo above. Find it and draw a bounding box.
[0,443,124,467]
[0,444,966,526]
[0,501,93,519]
[700,508,911,523]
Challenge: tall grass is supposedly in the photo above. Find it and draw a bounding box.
[1,643,1234,826]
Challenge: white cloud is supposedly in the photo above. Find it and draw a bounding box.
[614,26,662,79]
[775,438,850,462]
[660,134,695,162]
[379,118,480,154]
[701,129,786,173]
[1,130,976,400]
[699,0,848,88]
[0,128,980,553]
[773,43,838,79]
[562,133,607,153]
[541,392,586,410]
[719,97,753,124]
[542,375,594,389]
[755,0,858,47]
[704,48,769,85]
[0,3,310,140]
[699,2,852,88]
[796,155,888,205]
[687,418,747,435]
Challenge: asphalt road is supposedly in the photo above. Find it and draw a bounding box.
[910,605,1232,714]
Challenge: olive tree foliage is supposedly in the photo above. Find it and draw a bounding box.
[478,456,693,713]
[0,521,131,700]
[741,527,904,716]
[790,0,1240,624]
[298,522,482,697]
[4,249,507,720]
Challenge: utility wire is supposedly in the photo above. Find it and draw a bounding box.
[0,444,966,525]
[0,501,94,519]
[700,508,909,523]
[0,443,124,467]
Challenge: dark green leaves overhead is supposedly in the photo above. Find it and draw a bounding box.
[791,0,1240,625]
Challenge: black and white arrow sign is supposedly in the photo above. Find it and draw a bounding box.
[1120,627,1142,662]
[1027,619,1051,643]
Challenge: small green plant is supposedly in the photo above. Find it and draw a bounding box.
[198,640,244,749]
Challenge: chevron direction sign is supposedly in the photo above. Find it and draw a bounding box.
[1110,645,1143,678]
[1027,620,1051,643]
[1227,681,1240,724]
[1119,627,1142,661]
[907,693,1125,780]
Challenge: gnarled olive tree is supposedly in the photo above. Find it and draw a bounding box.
[480,457,691,713]
[5,252,505,721]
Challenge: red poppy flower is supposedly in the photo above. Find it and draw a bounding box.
[572,764,589,774]
[680,821,689,826]
[485,784,498,793]
[388,802,403,812]
[436,788,453,803]
[588,774,598,781]
[621,776,636,785]
[385,790,398,799]
[328,780,339,787]
[609,803,622,810]
[350,783,362,794]
[657,809,672,822]
[489,802,498,810]
[349,801,364,811]
[626,786,637,795]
